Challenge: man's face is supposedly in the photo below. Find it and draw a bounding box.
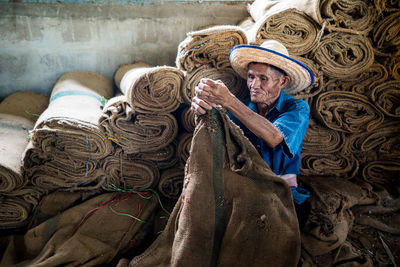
[246,63,287,107]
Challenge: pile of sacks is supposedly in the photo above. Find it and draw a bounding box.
[0,0,399,265]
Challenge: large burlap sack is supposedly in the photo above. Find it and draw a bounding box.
[0,191,159,266]
[119,108,300,266]
[298,176,378,256]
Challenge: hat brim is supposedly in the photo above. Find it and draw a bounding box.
[229,44,314,94]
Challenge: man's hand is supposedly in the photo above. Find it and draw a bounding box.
[191,78,234,115]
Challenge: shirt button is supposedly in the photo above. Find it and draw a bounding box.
[257,145,261,148]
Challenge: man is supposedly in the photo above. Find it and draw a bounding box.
[191,40,314,227]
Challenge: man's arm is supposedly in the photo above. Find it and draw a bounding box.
[191,78,283,148]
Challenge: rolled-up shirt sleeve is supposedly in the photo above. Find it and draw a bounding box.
[273,100,310,158]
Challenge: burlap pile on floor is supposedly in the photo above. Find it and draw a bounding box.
[0,191,159,266]
[118,108,300,267]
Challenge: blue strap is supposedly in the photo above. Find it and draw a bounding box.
[50,90,105,104]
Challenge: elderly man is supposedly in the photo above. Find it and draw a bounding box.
[191,40,314,227]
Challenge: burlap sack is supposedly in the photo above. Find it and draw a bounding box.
[0,192,159,266]
[0,114,33,193]
[119,108,300,266]
[0,91,49,123]
[299,175,377,257]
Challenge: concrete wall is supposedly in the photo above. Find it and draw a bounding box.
[0,1,250,100]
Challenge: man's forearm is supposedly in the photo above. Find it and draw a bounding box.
[224,96,284,148]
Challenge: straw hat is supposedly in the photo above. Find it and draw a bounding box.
[229,40,314,94]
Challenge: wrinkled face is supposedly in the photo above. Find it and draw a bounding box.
[247,63,288,107]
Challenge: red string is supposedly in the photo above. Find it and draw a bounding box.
[70,193,138,237]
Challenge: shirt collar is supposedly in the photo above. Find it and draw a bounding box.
[248,90,287,115]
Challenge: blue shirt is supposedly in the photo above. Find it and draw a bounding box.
[228,91,310,175]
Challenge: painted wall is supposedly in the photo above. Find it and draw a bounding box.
[0,1,250,100]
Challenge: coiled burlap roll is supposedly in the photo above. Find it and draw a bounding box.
[371,81,400,118]
[25,144,105,192]
[346,120,400,159]
[300,151,359,179]
[312,32,374,79]
[319,0,377,34]
[31,71,114,161]
[182,65,247,104]
[99,95,178,154]
[102,149,160,191]
[179,106,196,132]
[324,63,389,95]
[177,132,193,164]
[176,25,247,73]
[248,0,377,35]
[0,196,33,229]
[387,56,400,81]
[0,114,33,193]
[116,62,183,114]
[246,8,321,55]
[291,56,323,100]
[130,141,178,170]
[158,165,184,199]
[372,11,400,49]
[312,91,384,133]
[362,160,400,185]
[0,187,44,229]
[302,118,343,153]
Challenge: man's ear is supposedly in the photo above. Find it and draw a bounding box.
[280,75,290,88]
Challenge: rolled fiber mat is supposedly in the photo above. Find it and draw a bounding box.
[99,95,178,154]
[117,62,183,114]
[176,25,247,73]
[31,71,114,161]
[0,114,33,193]
[182,65,247,104]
